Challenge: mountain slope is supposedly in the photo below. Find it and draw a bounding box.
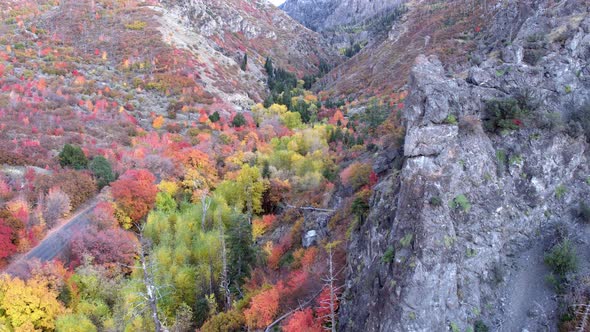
[318,0,493,99]
[162,0,339,76]
[0,0,339,166]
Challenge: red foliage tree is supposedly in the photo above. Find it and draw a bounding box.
[110,169,157,222]
[0,218,17,261]
[315,287,341,326]
[90,201,117,230]
[283,308,321,332]
[70,226,138,269]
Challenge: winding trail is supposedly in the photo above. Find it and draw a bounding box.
[4,199,98,276]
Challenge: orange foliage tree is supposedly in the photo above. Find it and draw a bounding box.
[283,308,322,332]
[244,285,281,329]
[111,169,157,224]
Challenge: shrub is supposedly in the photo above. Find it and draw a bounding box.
[544,239,577,277]
[568,102,590,140]
[35,171,96,210]
[483,98,530,133]
[110,169,157,224]
[579,202,590,223]
[58,144,88,169]
[444,114,458,125]
[341,162,372,191]
[523,33,547,65]
[125,20,147,30]
[555,184,567,200]
[429,196,442,207]
[474,320,489,332]
[244,286,280,329]
[351,190,370,223]
[55,314,96,332]
[201,310,245,332]
[399,233,413,248]
[382,246,395,263]
[449,194,471,212]
[70,227,138,268]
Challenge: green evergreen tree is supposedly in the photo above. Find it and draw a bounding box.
[264,57,273,76]
[208,111,220,123]
[89,156,115,188]
[227,214,255,294]
[262,160,271,179]
[240,53,248,71]
[263,94,274,108]
[231,113,246,127]
[59,144,88,170]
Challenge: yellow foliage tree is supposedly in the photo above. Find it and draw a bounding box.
[157,180,179,196]
[152,115,165,129]
[0,275,65,331]
[268,103,288,115]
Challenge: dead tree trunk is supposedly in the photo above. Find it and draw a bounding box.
[219,223,232,310]
[320,244,342,332]
[201,192,211,231]
[138,231,167,332]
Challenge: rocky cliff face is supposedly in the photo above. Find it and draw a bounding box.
[280,0,403,32]
[340,1,590,331]
[280,0,405,49]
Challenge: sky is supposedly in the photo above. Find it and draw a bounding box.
[269,0,286,6]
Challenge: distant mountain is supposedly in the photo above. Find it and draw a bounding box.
[280,0,405,52]
[280,0,404,32]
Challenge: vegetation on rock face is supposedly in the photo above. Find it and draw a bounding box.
[483,98,529,133]
[544,239,578,291]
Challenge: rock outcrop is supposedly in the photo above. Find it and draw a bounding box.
[340,1,590,331]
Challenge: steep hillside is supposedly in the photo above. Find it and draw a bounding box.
[161,0,339,76]
[0,0,338,167]
[340,1,590,331]
[318,0,494,99]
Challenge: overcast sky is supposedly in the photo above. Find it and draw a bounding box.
[269,0,286,6]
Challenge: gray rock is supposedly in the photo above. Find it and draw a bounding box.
[303,229,318,248]
[404,125,458,157]
[502,45,524,64]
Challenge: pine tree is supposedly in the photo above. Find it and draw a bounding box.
[89,156,115,188]
[264,57,273,76]
[58,144,88,169]
[241,53,248,71]
[227,214,255,295]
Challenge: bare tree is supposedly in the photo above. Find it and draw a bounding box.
[136,228,169,332]
[219,221,232,311]
[201,191,212,231]
[43,187,71,228]
[319,242,343,332]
